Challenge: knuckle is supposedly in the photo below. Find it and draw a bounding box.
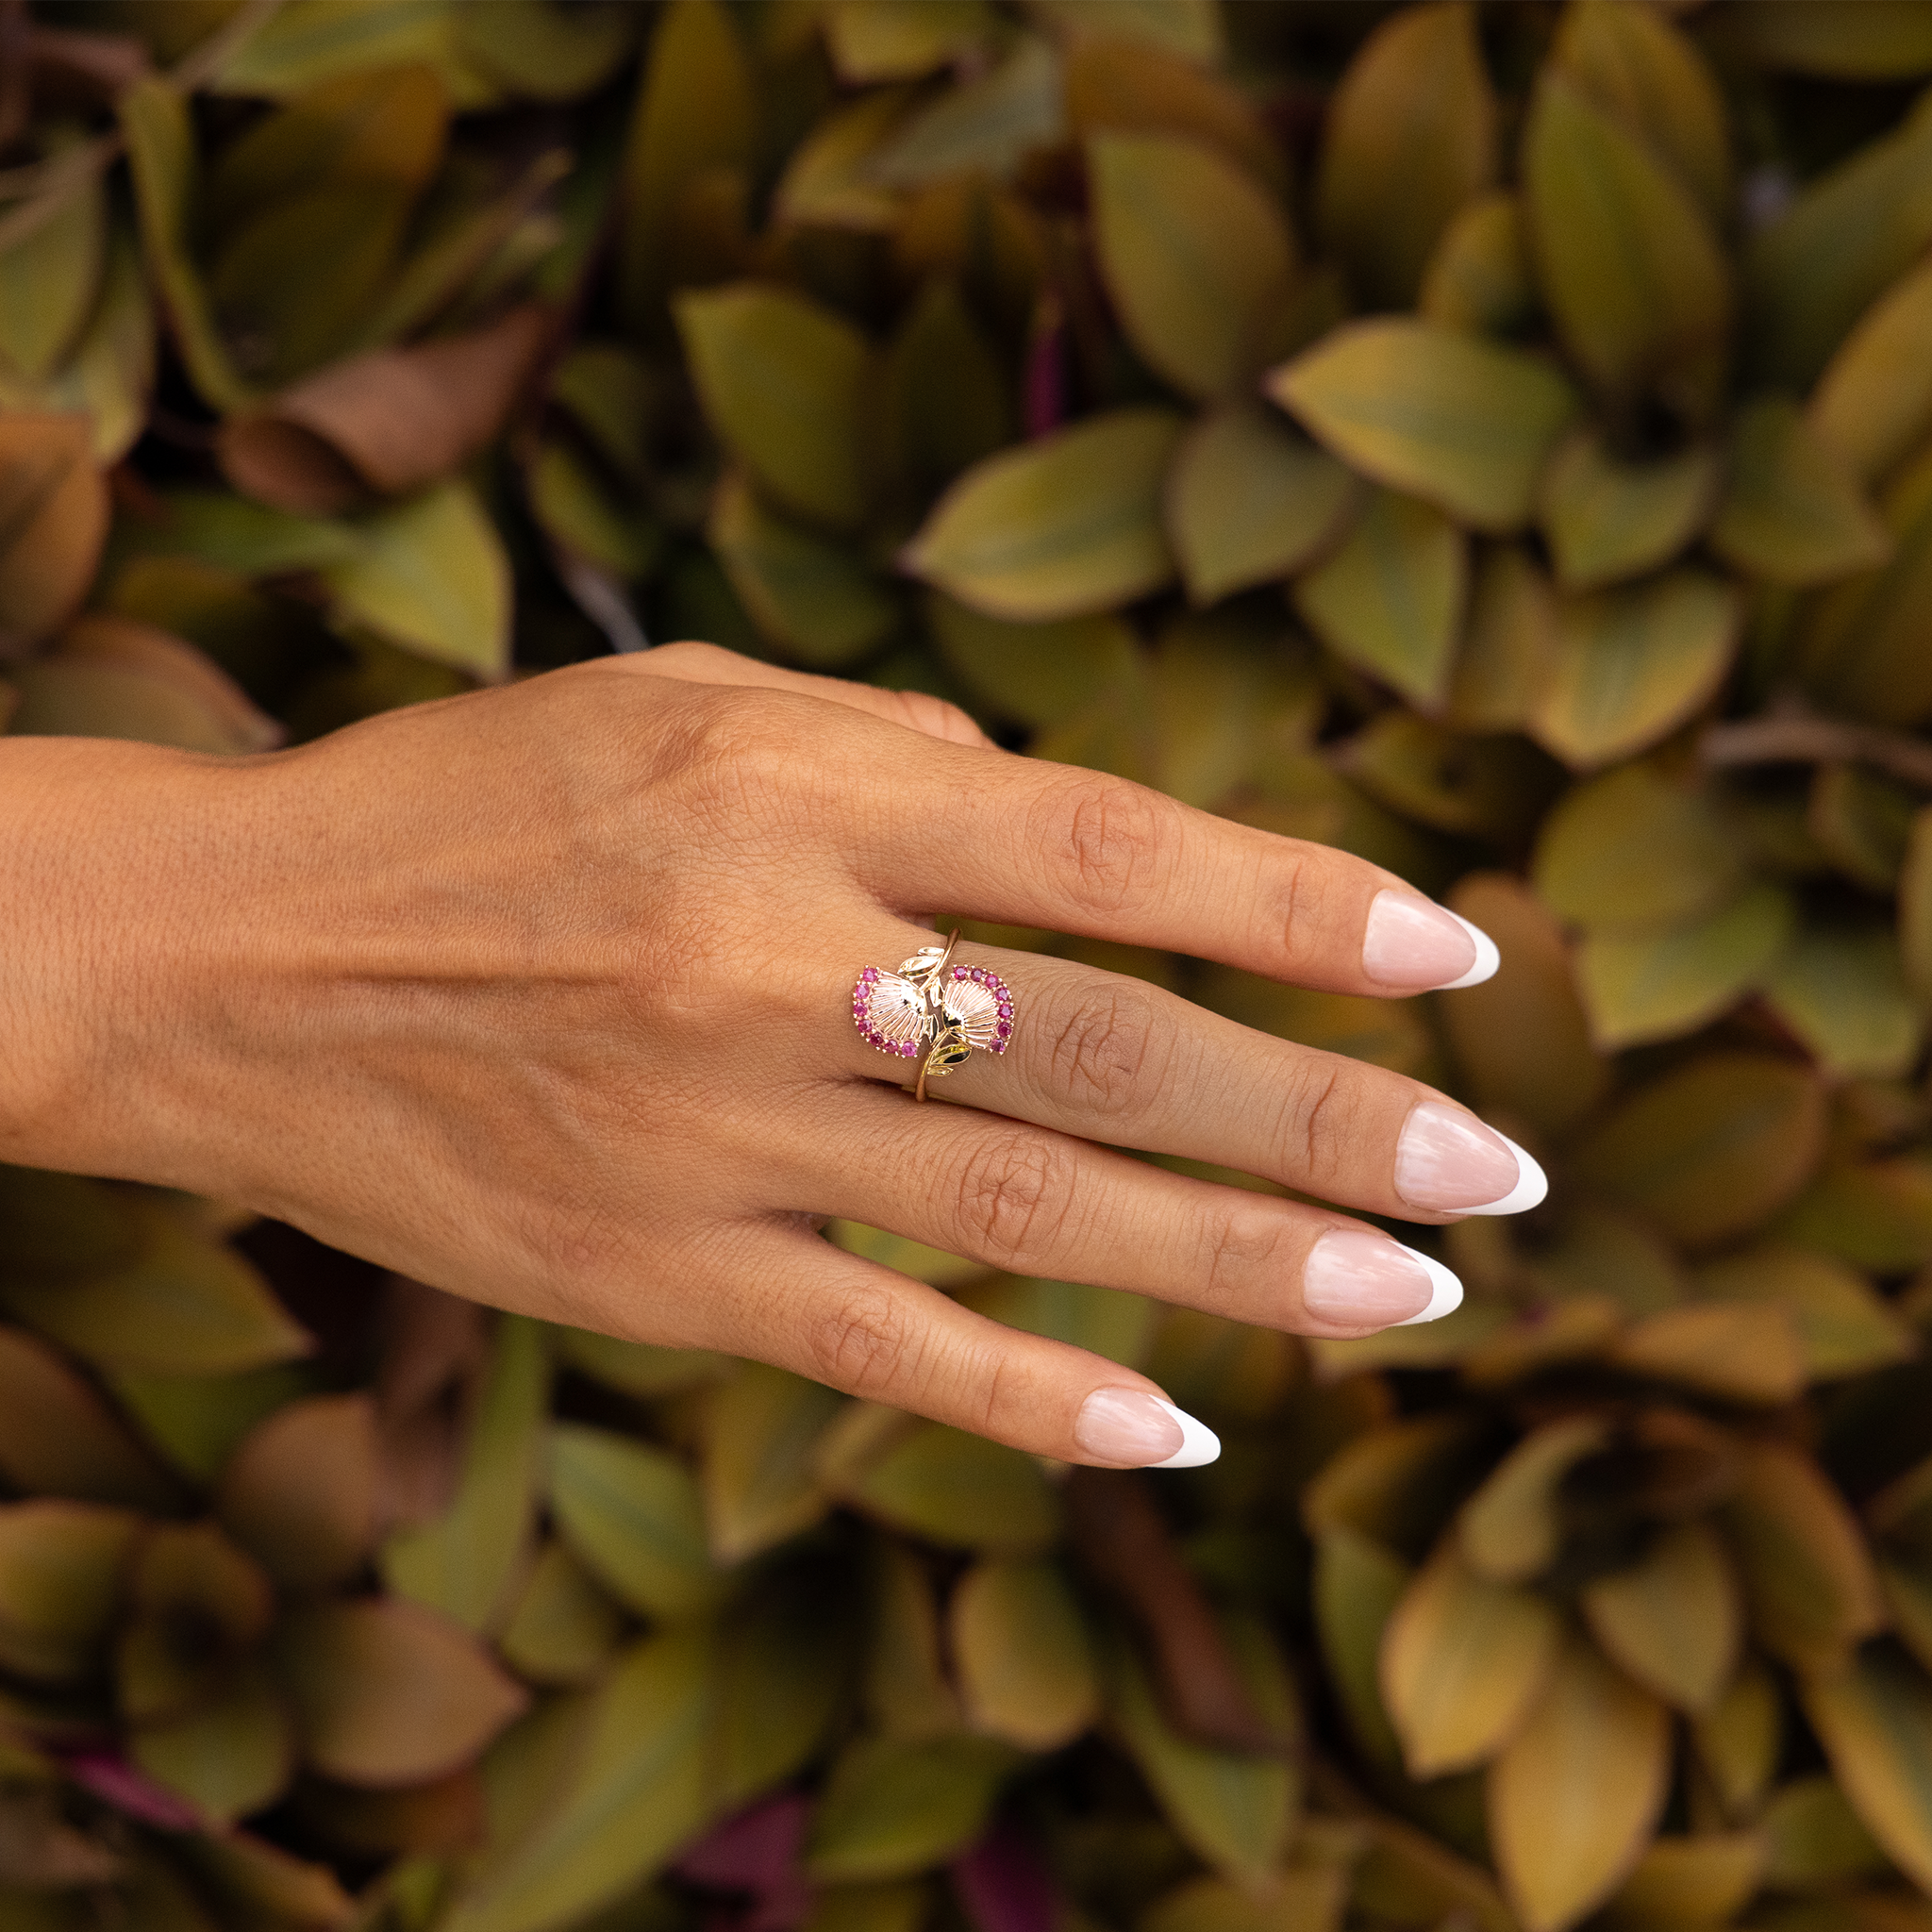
[1275,1057,1362,1189]
[951,1127,1077,1272]
[809,1282,920,1398]
[1032,771,1173,915]
[1043,981,1167,1123]
[1200,1204,1294,1311]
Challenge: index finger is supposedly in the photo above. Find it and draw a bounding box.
[871,745,1498,997]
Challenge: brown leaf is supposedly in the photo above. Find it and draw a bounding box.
[373,1275,490,1531]
[0,1324,177,1510]
[52,611,283,751]
[219,1392,379,1593]
[219,304,552,515]
[0,412,108,651]
[1066,1467,1279,1751]
[294,1764,487,1857]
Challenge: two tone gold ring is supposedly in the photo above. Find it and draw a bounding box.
[851,929,1015,1102]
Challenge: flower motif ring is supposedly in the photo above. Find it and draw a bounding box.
[851,929,1015,1102]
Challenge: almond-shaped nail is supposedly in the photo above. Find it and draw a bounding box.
[1303,1229,1436,1324]
[1074,1389,1220,1468]
[1395,1102,1542,1212]
[1362,891,1500,991]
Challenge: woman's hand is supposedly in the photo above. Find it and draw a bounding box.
[5,642,1541,1469]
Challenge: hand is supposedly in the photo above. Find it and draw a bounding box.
[8,643,1541,1468]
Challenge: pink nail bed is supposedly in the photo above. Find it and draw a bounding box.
[1304,1229,1437,1324]
[1362,891,1500,991]
[1074,1389,1220,1468]
[1395,1102,1545,1213]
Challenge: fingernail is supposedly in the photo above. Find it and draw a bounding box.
[1304,1229,1440,1324]
[1396,1102,1543,1212]
[1074,1389,1221,1469]
[1362,891,1500,991]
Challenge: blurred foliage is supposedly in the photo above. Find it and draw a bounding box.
[8,1,1932,1929]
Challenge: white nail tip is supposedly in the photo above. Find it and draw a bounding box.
[1392,1245,1464,1325]
[1437,911,1501,991]
[1148,1398,1222,1469]
[1460,1133,1550,1217]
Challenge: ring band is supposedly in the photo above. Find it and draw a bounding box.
[851,929,1016,1101]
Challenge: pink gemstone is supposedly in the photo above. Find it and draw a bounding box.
[954,965,967,978]
[998,1001,1012,1015]
[972,968,985,981]
[996,1022,1012,1038]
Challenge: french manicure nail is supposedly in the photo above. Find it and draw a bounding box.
[1396,1102,1538,1212]
[1074,1389,1221,1468]
[1303,1228,1436,1324]
[1362,891,1501,991]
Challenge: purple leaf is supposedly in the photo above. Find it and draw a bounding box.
[952,1821,1058,1932]
[677,1794,813,1930]
[63,1752,204,1832]
[1024,308,1066,440]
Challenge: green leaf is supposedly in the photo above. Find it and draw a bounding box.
[901,408,1184,622]
[1537,427,1719,591]
[1724,1442,1885,1671]
[1292,488,1466,708]
[1034,0,1222,62]
[1759,1773,1890,1891]
[441,1629,716,1932]
[867,35,1064,190]
[1341,713,1558,841]
[1905,806,1932,1003]
[1523,73,1729,414]
[1810,254,1932,489]
[320,481,511,680]
[131,1657,292,1825]
[1732,2,1932,77]
[275,1597,526,1789]
[1530,567,1738,770]
[1550,0,1730,219]
[1577,882,1794,1050]
[1459,1415,1611,1585]
[1745,92,1932,391]
[676,285,872,530]
[1166,402,1360,607]
[0,412,108,651]
[1580,1523,1740,1715]
[456,0,640,101]
[117,488,359,577]
[882,279,1012,491]
[1271,319,1577,533]
[383,1316,548,1634]
[832,1424,1058,1551]
[1573,1052,1826,1248]
[1089,132,1294,402]
[108,1364,312,1483]
[0,1325,175,1511]
[806,1735,1017,1884]
[1419,192,1540,340]
[1774,1156,1932,1273]
[958,1275,1159,1371]
[1487,1635,1671,1932]
[924,593,1137,730]
[616,0,757,325]
[1711,397,1892,588]
[1534,760,1747,931]
[1108,1631,1298,1887]
[547,1424,722,1619]
[1692,1662,1783,1820]
[0,171,106,382]
[1443,544,1557,732]
[708,473,900,668]
[551,1326,729,1398]
[119,77,253,413]
[499,1541,625,1688]
[1311,1527,1409,1769]
[0,1500,139,1683]
[700,1363,841,1565]
[1761,925,1924,1079]
[1812,761,1916,892]
[951,1556,1099,1751]
[1314,2,1497,311]
[0,1204,310,1378]
[708,1582,850,1811]
[1380,1540,1561,1778]
[1696,1244,1915,1381]
[825,0,994,82]
[527,441,660,581]
[208,0,483,102]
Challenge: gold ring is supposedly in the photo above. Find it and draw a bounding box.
[851,929,1016,1102]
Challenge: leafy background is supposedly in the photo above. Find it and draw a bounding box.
[6,0,1932,1928]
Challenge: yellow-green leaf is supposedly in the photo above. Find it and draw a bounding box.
[0,1326,175,1511]
[1810,253,1932,488]
[1272,319,1576,533]
[0,172,105,382]
[1600,1833,1765,1932]
[1580,1524,1740,1714]
[1292,488,1466,708]
[131,1657,292,1825]
[901,408,1184,622]
[1711,397,1892,587]
[1904,805,1932,1003]
[1693,1659,1783,1819]
[0,412,108,651]
[1574,1052,1825,1248]
[547,1424,722,1619]
[868,35,1064,190]
[1763,926,1924,1080]
[1443,543,1557,732]
[1696,1244,1915,1381]
[701,1363,841,1565]
[1537,427,1719,591]
[830,1423,1058,1551]
[1420,192,1540,340]
[951,1556,1098,1752]
[1733,2,1932,77]
[676,285,872,530]
[1165,403,1358,606]
[1523,73,1729,414]
[499,1540,625,1688]
[1460,1416,1611,1585]
[1802,1646,1932,1894]
[1724,1442,1885,1671]
[1089,132,1293,402]
[0,1500,139,1683]
[925,593,1139,730]
[1530,567,1739,770]
[708,472,899,669]
[1380,1539,1560,1777]
[320,481,510,680]
[1487,1633,1671,1932]
[1312,1527,1409,1770]
[1314,3,1497,310]
[1578,882,1794,1050]
[806,1735,1016,1884]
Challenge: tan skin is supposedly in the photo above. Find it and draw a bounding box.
[0,641,1528,1466]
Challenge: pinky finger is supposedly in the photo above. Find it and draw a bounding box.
[717,1221,1221,1469]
